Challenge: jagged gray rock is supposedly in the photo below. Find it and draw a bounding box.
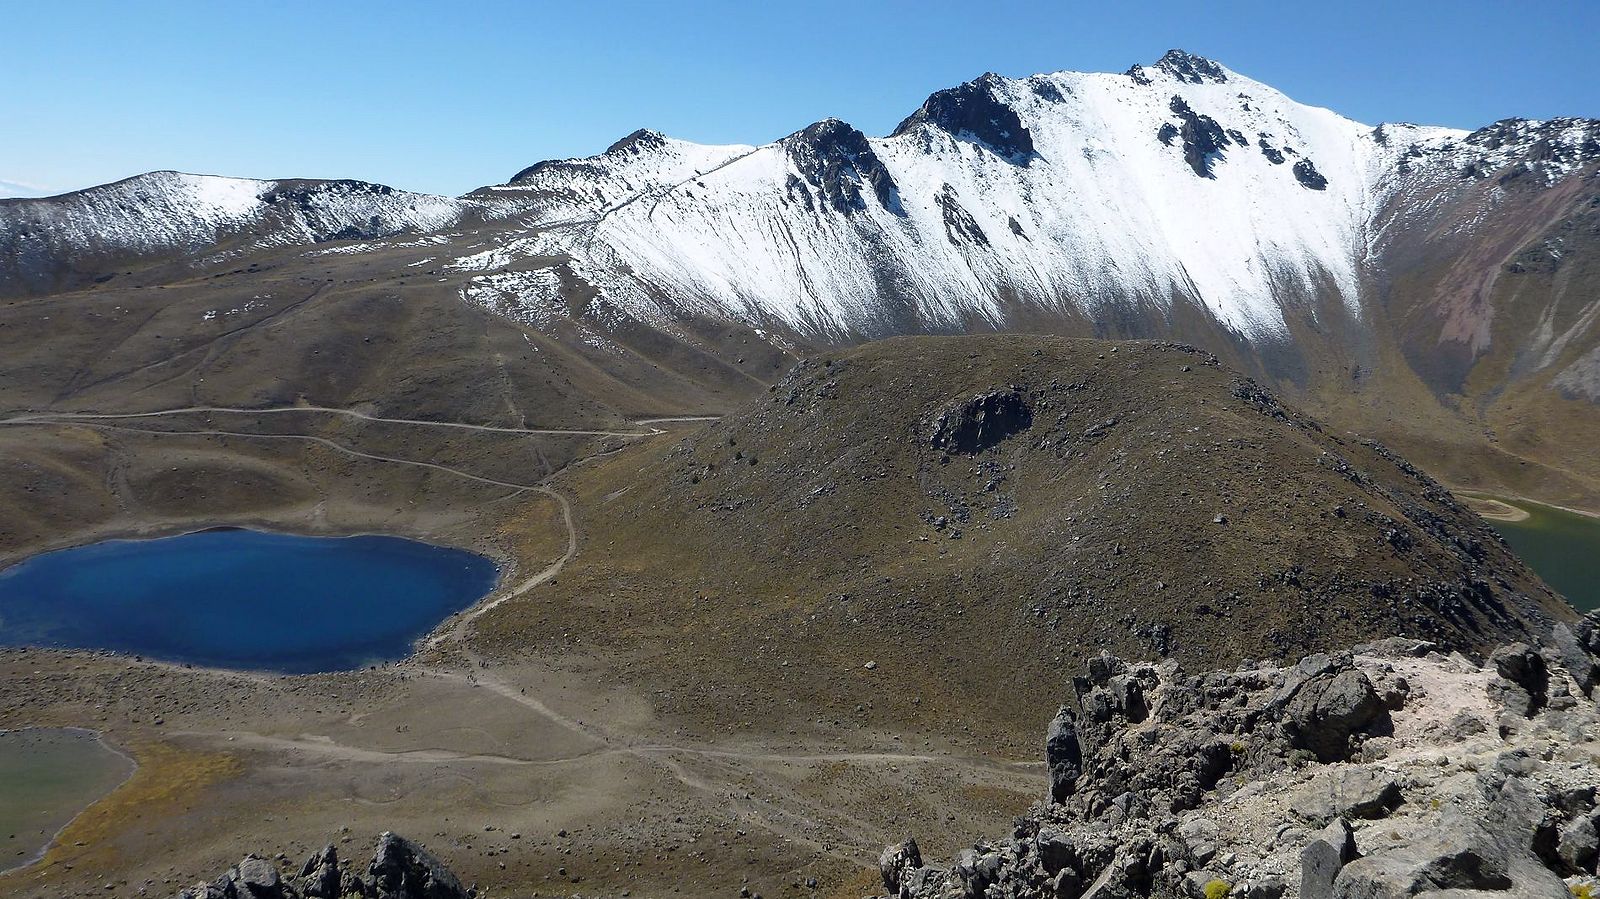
[174,835,469,899]
[1280,665,1389,763]
[1046,706,1083,803]
[872,633,1600,899]
[1301,819,1356,899]
[298,846,341,899]
[879,838,922,894]
[1291,769,1403,824]
[1488,641,1550,717]
[368,833,463,899]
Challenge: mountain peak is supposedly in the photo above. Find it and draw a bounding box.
[604,128,669,156]
[1127,49,1230,86]
[891,74,1036,162]
[781,118,902,215]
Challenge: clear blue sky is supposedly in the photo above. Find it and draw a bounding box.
[4,0,1597,198]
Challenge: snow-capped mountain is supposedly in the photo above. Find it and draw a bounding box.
[4,49,1599,502]
[437,51,1593,351]
[481,52,1411,338]
[4,50,1598,398]
[0,171,468,294]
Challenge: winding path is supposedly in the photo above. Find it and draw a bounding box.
[3,403,1039,862]
[0,405,668,437]
[8,421,546,492]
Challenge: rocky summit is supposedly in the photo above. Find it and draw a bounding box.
[875,618,1600,899]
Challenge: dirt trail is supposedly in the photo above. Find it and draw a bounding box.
[1,421,546,492]
[0,405,660,438]
[1,406,1030,870]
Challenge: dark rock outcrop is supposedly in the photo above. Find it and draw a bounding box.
[175,836,468,899]
[1487,641,1550,717]
[1153,50,1230,85]
[1293,158,1329,190]
[893,73,1035,161]
[1168,97,1230,178]
[1046,706,1083,803]
[879,838,923,894]
[784,119,902,215]
[1301,818,1357,899]
[1279,661,1389,762]
[369,833,464,899]
[1126,50,1230,86]
[934,184,989,247]
[928,389,1034,454]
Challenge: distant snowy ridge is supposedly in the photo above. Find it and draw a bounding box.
[0,171,467,293]
[0,179,57,199]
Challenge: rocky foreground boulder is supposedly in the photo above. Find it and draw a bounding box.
[876,615,1600,898]
[175,833,468,899]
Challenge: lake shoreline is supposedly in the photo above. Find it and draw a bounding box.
[1458,493,1531,522]
[1460,490,1600,613]
[0,727,137,877]
[1453,488,1600,522]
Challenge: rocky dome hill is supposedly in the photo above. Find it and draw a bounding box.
[479,336,1573,747]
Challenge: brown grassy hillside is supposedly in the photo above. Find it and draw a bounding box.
[477,335,1572,751]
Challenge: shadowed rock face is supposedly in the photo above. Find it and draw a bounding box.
[934,185,991,247]
[784,119,902,214]
[928,388,1033,454]
[1167,97,1230,178]
[1293,158,1330,190]
[893,73,1036,161]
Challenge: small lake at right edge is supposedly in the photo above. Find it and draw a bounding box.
[1488,498,1600,612]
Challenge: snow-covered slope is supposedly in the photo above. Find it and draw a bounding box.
[6,50,1597,350]
[454,50,1596,343]
[0,171,467,293]
[470,129,757,227]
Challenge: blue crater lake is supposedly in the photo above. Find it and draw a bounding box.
[0,530,499,674]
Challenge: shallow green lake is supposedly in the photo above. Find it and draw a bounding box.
[1488,499,1600,612]
[0,728,135,873]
